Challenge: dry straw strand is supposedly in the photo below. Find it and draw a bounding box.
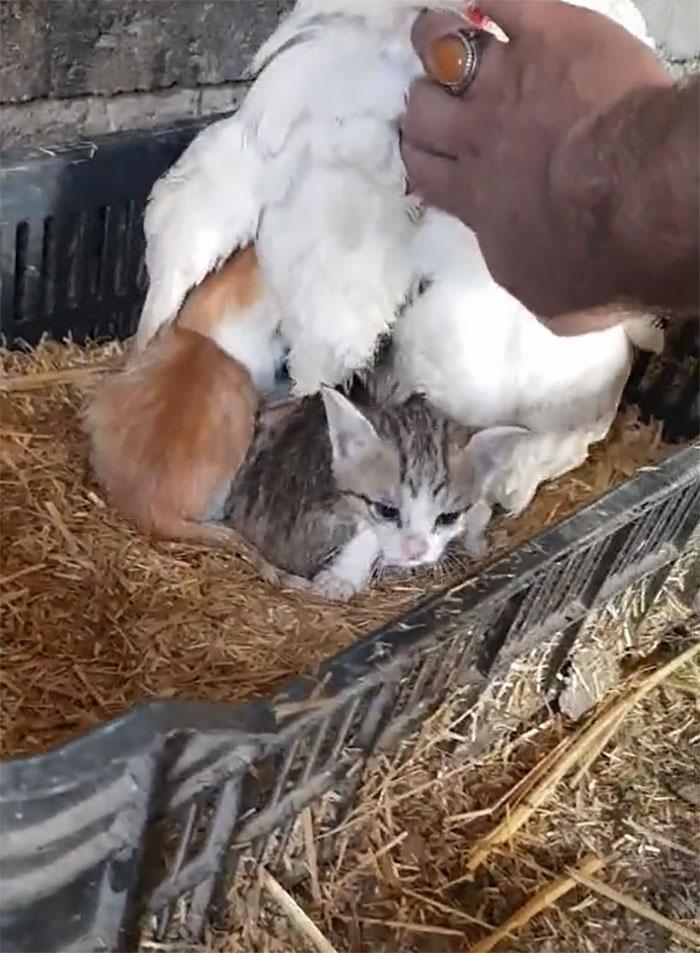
[465,853,606,953]
[302,807,322,905]
[445,734,571,833]
[334,914,465,938]
[568,705,628,787]
[623,818,699,859]
[334,830,408,890]
[261,870,339,953]
[0,363,116,391]
[465,641,700,874]
[566,866,700,948]
[399,887,493,929]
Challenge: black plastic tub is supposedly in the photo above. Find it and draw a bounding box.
[1,121,699,953]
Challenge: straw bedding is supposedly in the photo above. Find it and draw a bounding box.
[0,339,684,759]
[201,591,699,953]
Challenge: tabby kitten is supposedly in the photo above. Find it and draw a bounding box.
[224,388,528,600]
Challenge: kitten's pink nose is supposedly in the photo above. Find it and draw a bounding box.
[403,534,429,560]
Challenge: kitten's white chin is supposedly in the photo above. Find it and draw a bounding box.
[384,551,443,570]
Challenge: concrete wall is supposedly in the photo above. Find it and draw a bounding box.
[0,0,292,150]
[1,0,698,151]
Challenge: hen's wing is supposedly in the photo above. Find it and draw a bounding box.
[137,6,422,394]
[136,116,263,349]
[135,3,317,351]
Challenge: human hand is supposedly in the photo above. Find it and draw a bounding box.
[401,0,673,325]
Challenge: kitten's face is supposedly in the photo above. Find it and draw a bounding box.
[365,469,472,569]
[322,390,474,569]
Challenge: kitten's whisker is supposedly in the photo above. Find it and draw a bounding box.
[372,559,387,585]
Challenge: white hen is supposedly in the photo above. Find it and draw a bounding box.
[138,0,431,393]
[137,0,659,510]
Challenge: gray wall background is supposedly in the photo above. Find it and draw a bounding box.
[1,0,698,151]
[0,0,292,149]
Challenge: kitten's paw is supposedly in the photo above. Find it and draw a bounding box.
[492,482,538,518]
[277,570,313,592]
[463,530,488,559]
[462,499,492,557]
[256,559,285,587]
[311,570,358,603]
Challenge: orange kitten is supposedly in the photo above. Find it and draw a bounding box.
[85,250,279,580]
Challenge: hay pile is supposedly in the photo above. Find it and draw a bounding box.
[203,586,699,953]
[0,340,680,758]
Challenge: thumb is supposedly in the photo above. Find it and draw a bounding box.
[543,308,626,335]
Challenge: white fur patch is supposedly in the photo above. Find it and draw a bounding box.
[208,298,284,393]
[313,526,381,599]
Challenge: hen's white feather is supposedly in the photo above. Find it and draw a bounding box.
[137,119,262,349]
[396,211,633,433]
[247,14,424,391]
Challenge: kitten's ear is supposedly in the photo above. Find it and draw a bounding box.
[465,425,531,496]
[321,386,380,461]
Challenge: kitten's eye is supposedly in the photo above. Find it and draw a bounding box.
[435,510,461,528]
[370,501,400,522]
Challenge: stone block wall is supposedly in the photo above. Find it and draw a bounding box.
[1,0,698,151]
[1,0,291,149]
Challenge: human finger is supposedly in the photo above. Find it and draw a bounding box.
[401,79,468,159]
[543,308,626,335]
[400,140,463,216]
